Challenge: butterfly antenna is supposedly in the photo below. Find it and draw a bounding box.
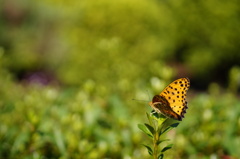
[132,98,148,103]
[150,110,157,115]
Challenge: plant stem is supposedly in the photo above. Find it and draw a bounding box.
[153,131,159,159]
[152,115,167,159]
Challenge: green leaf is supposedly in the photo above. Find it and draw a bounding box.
[146,112,153,125]
[143,144,153,156]
[156,139,170,145]
[138,124,153,138]
[157,115,167,125]
[144,123,155,135]
[156,117,168,135]
[158,154,164,159]
[160,122,179,135]
[161,144,173,152]
[170,122,179,128]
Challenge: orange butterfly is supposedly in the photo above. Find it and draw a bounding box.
[149,78,190,121]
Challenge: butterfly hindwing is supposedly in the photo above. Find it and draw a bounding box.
[151,95,182,120]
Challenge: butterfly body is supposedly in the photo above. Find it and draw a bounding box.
[149,78,190,121]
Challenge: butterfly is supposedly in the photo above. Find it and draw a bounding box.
[149,78,190,121]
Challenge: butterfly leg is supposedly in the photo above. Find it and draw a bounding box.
[150,110,157,115]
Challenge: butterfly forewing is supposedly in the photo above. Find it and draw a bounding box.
[159,78,190,117]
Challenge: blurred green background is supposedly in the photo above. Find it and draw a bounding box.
[0,0,240,158]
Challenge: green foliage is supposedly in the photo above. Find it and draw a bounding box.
[138,112,179,159]
[0,0,240,158]
[1,0,240,85]
[0,82,144,158]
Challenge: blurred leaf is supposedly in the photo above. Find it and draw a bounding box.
[146,112,153,126]
[143,144,153,156]
[161,144,173,152]
[156,139,170,146]
[144,123,155,136]
[138,124,153,138]
[160,122,179,135]
[158,154,164,159]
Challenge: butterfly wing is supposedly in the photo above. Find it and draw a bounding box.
[160,78,190,117]
[149,78,190,120]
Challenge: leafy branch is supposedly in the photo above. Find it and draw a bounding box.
[138,112,179,159]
